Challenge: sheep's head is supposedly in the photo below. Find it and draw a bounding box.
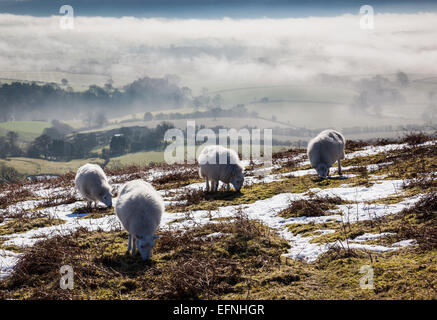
[135,234,160,260]
[99,188,112,208]
[231,171,244,192]
[316,163,329,179]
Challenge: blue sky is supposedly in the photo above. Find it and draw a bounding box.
[1,0,436,18]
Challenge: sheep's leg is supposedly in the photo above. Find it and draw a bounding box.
[210,180,215,192]
[338,159,342,176]
[131,237,137,256]
[205,177,210,192]
[213,180,218,192]
[87,201,92,209]
[127,234,132,254]
[226,183,230,191]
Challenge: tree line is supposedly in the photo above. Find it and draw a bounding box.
[0,76,191,122]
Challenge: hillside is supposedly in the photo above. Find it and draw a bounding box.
[0,134,436,299]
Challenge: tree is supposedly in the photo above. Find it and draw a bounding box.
[92,111,108,128]
[211,94,223,109]
[6,131,18,148]
[28,135,52,159]
[104,79,114,92]
[144,112,153,121]
[61,78,69,86]
[396,71,409,87]
[110,134,128,155]
[0,137,8,159]
[6,131,21,156]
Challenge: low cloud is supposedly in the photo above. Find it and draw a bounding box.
[0,12,437,90]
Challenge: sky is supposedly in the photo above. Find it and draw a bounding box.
[1,0,437,18]
[0,1,436,92]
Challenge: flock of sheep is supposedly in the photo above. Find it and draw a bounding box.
[74,129,345,260]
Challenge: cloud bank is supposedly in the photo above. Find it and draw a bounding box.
[0,13,437,90]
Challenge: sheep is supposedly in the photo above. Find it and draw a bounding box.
[307,129,345,179]
[198,145,244,192]
[74,163,112,208]
[115,180,163,260]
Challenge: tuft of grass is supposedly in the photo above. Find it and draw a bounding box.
[167,175,352,213]
[396,192,437,251]
[0,214,65,236]
[287,222,339,237]
[279,194,344,218]
[38,191,80,209]
[401,131,434,145]
[0,187,36,209]
[0,215,289,300]
[345,140,370,152]
[76,205,115,219]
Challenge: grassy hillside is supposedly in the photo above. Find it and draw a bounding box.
[0,121,51,144]
[0,133,436,299]
[0,157,104,175]
[210,84,355,105]
[0,145,290,176]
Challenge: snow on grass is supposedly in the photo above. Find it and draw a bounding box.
[0,189,415,274]
[0,140,433,276]
[345,140,437,160]
[350,232,396,242]
[0,200,46,215]
[2,215,121,248]
[311,179,405,202]
[0,250,20,280]
[345,143,408,159]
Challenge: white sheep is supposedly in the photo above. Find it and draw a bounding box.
[115,180,163,260]
[75,163,112,208]
[198,145,244,192]
[307,129,346,178]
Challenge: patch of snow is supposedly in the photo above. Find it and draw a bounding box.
[197,232,231,241]
[392,239,417,247]
[346,143,407,159]
[0,250,21,280]
[351,232,396,242]
[311,179,405,202]
[2,215,121,248]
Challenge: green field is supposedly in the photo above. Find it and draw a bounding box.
[211,84,355,106]
[108,107,204,123]
[0,121,51,143]
[0,157,104,175]
[0,71,136,92]
[1,144,290,176]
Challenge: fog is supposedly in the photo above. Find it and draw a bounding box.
[1,13,437,89]
[0,12,437,131]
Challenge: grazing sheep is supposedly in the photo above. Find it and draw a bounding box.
[75,163,112,208]
[198,145,244,192]
[115,180,163,260]
[307,129,345,179]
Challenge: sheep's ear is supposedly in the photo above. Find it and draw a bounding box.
[153,235,160,240]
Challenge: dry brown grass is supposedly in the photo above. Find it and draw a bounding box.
[0,188,35,209]
[0,215,289,300]
[279,194,343,218]
[345,140,370,152]
[397,192,437,251]
[401,131,435,145]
